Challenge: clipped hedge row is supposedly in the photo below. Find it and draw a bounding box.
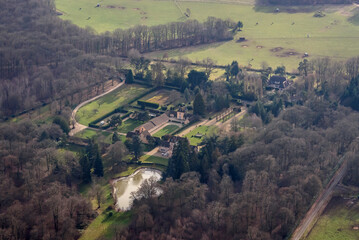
[137,100,159,109]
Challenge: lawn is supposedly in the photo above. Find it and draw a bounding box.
[306,197,359,240]
[116,118,143,133]
[152,124,180,138]
[75,84,148,126]
[134,88,184,108]
[74,128,114,144]
[56,0,359,69]
[140,155,169,166]
[79,183,132,240]
[184,125,217,146]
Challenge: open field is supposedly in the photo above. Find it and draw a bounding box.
[56,0,359,69]
[306,197,359,240]
[75,84,147,125]
[184,125,217,145]
[152,124,180,138]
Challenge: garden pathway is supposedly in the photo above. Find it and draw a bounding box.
[69,81,125,136]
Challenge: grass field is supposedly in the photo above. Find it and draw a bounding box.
[184,125,217,145]
[75,84,147,125]
[79,182,132,240]
[56,0,359,69]
[137,88,183,106]
[74,128,122,144]
[307,197,359,240]
[140,155,169,166]
[117,118,143,133]
[152,124,180,138]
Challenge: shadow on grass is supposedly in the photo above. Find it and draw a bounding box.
[253,2,324,14]
[348,8,359,25]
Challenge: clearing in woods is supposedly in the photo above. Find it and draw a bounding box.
[55,0,359,69]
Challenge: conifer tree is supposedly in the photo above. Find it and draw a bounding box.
[93,151,104,177]
[193,93,206,117]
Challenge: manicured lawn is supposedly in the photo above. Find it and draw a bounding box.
[184,125,217,146]
[74,128,113,144]
[307,197,359,240]
[117,119,143,133]
[152,124,180,138]
[140,155,169,166]
[75,84,148,126]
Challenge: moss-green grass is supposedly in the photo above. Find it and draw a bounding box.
[56,0,359,69]
[152,124,180,138]
[74,128,113,144]
[306,197,359,240]
[75,84,147,126]
[117,119,143,133]
[184,125,217,145]
[79,183,132,240]
[140,155,169,166]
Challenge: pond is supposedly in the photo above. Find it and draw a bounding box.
[112,168,162,211]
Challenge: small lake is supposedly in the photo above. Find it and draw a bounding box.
[112,168,162,211]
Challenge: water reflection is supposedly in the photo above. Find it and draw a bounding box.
[112,168,161,211]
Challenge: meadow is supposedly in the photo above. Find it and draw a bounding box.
[75,84,147,125]
[56,0,359,69]
[306,197,359,240]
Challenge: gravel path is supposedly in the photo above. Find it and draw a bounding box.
[69,82,125,136]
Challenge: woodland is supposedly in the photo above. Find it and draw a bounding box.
[1,0,359,240]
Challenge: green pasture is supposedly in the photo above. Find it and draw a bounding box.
[306,197,359,240]
[75,84,147,126]
[184,125,217,145]
[140,155,169,166]
[56,0,359,69]
[152,124,180,138]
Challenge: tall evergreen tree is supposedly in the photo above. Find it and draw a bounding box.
[79,153,92,183]
[132,135,143,160]
[93,151,104,177]
[166,138,194,179]
[193,93,206,116]
[112,132,120,144]
[126,70,134,84]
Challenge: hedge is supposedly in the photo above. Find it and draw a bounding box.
[137,100,159,109]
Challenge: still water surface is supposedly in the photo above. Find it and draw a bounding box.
[112,168,161,210]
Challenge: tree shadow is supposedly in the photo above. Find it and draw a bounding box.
[253,0,326,14]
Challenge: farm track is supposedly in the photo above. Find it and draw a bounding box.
[290,157,348,240]
[69,82,125,136]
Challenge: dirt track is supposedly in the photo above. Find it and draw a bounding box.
[290,158,348,240]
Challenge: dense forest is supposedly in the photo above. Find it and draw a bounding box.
[121,100,359,239]
[0,0,234,117]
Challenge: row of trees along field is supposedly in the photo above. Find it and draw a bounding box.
[0,0,236,117]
